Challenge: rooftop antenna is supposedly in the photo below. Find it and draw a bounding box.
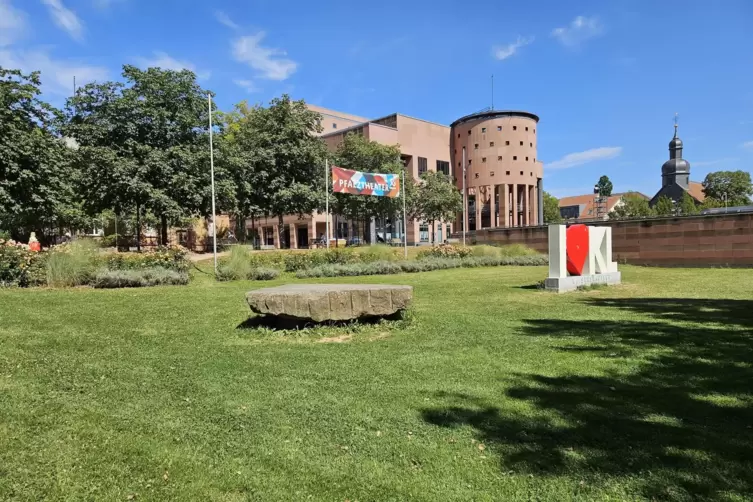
[491,74,494,110]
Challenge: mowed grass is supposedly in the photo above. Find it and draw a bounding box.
[1,266,753,501]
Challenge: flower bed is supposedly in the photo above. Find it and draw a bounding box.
[0,239,46,287]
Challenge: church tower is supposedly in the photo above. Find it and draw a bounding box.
[661,114,691,189]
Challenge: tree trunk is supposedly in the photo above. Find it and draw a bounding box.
[160,214,168,246]
[135,202,141,252]
[277,214,286,249]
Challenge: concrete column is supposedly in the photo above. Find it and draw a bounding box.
[308,220,317,248]
[531,185,538,226]
[463,188,469,235]
[512,184,518,227]
[290,223,297,249]
[502,184,509,227]
[489,185,496,228]
[475,188,482,231]
[273,225,280,249]
[537,179,544,226]
[524,184,530,226]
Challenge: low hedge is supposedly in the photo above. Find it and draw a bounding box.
[0,240,46,287]
[296,254,547,278]
[93,267,190,288]
[216,265,281,282]
[103,245,190,273]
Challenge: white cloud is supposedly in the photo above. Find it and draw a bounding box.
[742,140,753,150]
[41,0,84,42]
[551,15,603,47]
[0,0,27,47]
[215,10,239,30]
[232,32,297,81]
[546,146,622,170]
[135,51,210,80]
[233,79,259,93]
[493,36,534,60]
[0,48,108,95]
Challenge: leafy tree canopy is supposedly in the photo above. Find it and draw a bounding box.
[543,191,562,224]
[610,192,654,220]
[701,170,753,206]
[597,175,613,198]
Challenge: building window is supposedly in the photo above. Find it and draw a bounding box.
[513,156,517,160]
[525,126,529,131]
[482,127,486,133]
[468,130,471,135]
[497,126,502,131]
[526,157,529,161]
[457,133,460,138]
[458,161,461,167]
[482,157,487,163]
[520,141,524,146]
[530,172,533,176]
[418,157,428,175]
[419,223,429,243]
[474,143,479,149]
[475,173,479,178]
[436,160,450,176]
[513,126,517,131]
[490,141,495,147]
[506,171,510,175]
[530,142,533,147]
[520,171,523,175]
[534,158,536,162]
[497,155,502,160]
[490,171,495,176]
[505,141,510,146]
[468,159,472,165]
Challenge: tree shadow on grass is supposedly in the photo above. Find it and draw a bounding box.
[421,298,753,501]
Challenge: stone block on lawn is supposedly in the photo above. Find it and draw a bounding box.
[246,284,413,323]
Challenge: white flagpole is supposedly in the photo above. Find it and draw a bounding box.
[208,93,218,275]
[325,159,330,249]
[402,169,407,259]
[462,146,467,247]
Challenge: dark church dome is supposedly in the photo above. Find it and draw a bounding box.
[669,136,683,149]
[662,157,690,175]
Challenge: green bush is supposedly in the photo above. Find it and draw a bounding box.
[0,240,46,287]
[417,244,473,260]
[93,267,190,288]
[0,230,10,240]
[296,254,547,278]
[45,240,99,288]
[471,244,540,258]
[218,245,254,280]
[251,267,280,281]
[100,234,121,248]
[103,245,189,273]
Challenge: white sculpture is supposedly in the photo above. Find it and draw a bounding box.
[546,224,621,293]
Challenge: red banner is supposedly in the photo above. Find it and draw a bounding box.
[331,166,400,198]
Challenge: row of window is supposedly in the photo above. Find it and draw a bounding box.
[461,155,536,165]
[472,171,536,179]
[473,141,533,149]
[417,157,451,176]
[458,125,535,138]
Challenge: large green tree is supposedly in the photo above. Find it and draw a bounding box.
[596,175,613,197]
[610,192,654,220]
[331,133,418,238]
[222,95,326,248]
[679,191,699,215]
[543,191,562,224]
[654,195,675,217]
[0,67,77,241]
[64,65,233,247]
[701,170,753,206]
[414,171,462,244]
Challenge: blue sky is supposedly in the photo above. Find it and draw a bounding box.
[2,0,752,197]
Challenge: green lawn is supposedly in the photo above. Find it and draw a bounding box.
[1,266,752,501]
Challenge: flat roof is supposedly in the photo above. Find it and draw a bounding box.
[450,109,539,128]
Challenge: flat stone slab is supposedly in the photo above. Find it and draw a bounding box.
[246,284,413,322]
[545,272,622,293]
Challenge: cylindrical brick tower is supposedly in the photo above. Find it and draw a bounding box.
[450,110,543,230]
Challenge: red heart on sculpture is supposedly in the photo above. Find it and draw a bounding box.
[566,224,589,276]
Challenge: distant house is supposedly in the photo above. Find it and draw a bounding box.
[649,120,705,206]
[559,192,650,221]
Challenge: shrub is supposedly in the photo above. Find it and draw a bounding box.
[0,230,10,240]
[103,245,189,273]
[218,245,254,280]
[417,244,472,260]
[100,234,121,248]
[296,254,547,278]
[93,267,189,288]
[251,267,280,281]
[45,240,99,287]
[0,239,46,287]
